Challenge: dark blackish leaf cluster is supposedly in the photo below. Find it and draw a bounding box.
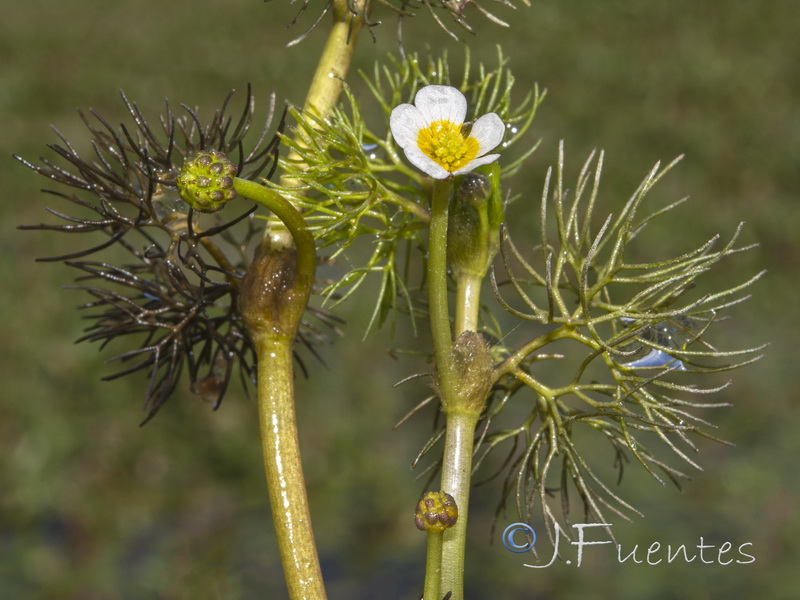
[16,88,295,423]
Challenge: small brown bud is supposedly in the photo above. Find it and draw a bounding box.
[415,491,459,533]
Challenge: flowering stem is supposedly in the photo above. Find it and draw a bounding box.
[427,177,483,599]
[428,178,456,390]
[441,264,489,600]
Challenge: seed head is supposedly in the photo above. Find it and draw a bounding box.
[177,151,238,213]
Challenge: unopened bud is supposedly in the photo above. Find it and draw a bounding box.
[447,165,502,278]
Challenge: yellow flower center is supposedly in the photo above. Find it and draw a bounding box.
[417,120,480,172]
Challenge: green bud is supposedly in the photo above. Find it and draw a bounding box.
[176,150,238,213]
[415,491,459,533]
[447,163,503,278]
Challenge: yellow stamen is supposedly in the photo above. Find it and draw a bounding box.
[417,120,480,172]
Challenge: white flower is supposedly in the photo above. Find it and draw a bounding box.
[390,85,505,180]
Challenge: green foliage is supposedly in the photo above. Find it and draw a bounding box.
[472,142,765,533]
[272,48,543,335]
[269,43,764,539]
[272,90,427,335]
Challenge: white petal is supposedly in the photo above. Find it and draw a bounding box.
[403,145,451,179]
[414,85,467,125]
[469,113,505,156]
[390,104,427,149]
[452,153,501,176]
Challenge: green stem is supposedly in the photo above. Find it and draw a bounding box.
[273,0,369,249]
[301,0,368,118]
[454,272,483,336]
[427,177,482,599]
[235,176,324,599]
[424,532,444,600]
[233,4,367,596]
[493,325,575,381]
[428,178,456,392]
[254,334,327,600]
[439,412,479,600]
[233,177,316,291]
[280,0,370,192]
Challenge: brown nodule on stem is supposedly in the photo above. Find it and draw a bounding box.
[239,238,309,340]
[433,331,493,416]
[415,491,459,533]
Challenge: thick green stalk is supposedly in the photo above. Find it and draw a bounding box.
[300,0,368,118]
[254,334,327,600]
[235,177,323,599]
[274,0,369,239]
[279,0,370,194]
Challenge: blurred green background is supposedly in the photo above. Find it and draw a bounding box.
[1,0,797,598]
